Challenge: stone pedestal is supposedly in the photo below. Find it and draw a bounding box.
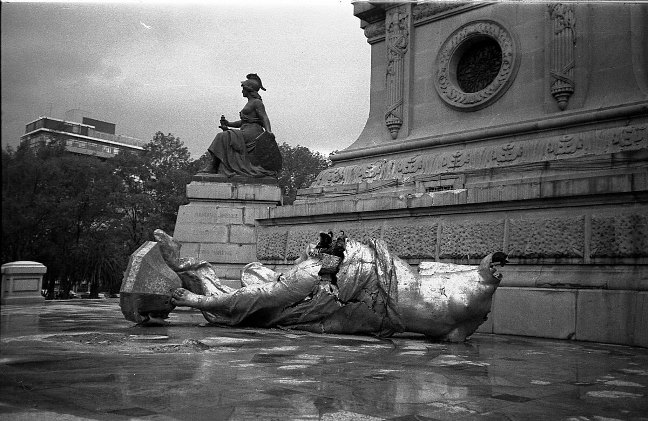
[253,2,648,347]
[1,261,46,304]
[174,175,282,287]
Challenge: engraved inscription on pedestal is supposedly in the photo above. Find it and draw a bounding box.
[11,277,40,292]
[174,224,228,244]
[178,204,243,225]
[199,243,257,264]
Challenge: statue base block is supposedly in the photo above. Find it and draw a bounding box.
[192,173,278,186]
[174,178,282,286]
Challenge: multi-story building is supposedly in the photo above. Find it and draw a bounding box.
[20,113,146,158]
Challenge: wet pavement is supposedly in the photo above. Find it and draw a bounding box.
[1,300,647,421]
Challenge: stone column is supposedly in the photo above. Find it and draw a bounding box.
[173,175,282,288]
[1,261,46,304]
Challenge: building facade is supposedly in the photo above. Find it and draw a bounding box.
[21,115,145,158]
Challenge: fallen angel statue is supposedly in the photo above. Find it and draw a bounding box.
[120,229,507,342]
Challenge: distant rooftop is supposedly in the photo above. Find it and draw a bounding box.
[21,115,147,158]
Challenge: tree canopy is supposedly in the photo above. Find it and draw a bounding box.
[277,143,330,204]
[1,135,329,298]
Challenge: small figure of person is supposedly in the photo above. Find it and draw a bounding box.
[200,73,278,177]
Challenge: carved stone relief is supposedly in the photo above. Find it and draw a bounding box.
[364,21,386,41]
[382,224,437,259]
[385,6,409,139]
[256,214,647,264]
[285,230,319,261]
[508,216,584,258]
[591,214,648,258]
[343,226,383,246]
[602,124,648,150]
[312,123,647,187]
[441,150,470,170]
[257,229,288,261]
[440,221,504,259]
[492,143,523,164]
[548,3,576,110]
[435,20,519,111]
[547,134,583,156]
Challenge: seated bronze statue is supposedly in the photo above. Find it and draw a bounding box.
[200,73,282,177]
[121,229,507,342]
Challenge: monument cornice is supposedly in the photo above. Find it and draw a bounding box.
[331,101,648,163]
[358,1,491,44]
[412,2,492,27]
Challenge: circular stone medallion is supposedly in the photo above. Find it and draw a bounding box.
[434,20,519,111]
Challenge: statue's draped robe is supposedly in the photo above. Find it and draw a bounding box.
[177,239,406,336]
[207,111,276,177]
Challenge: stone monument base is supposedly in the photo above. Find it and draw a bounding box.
[255,153,648,347]
[1,261,46,305]
[174,175,282,288]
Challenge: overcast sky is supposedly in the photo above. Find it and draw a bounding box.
[1,0,370,158]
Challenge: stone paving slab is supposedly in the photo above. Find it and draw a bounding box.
[1,300,647,420]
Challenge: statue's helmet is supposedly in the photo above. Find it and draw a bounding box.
[241,73,266,92]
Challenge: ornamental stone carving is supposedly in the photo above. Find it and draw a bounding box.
[343,226,382,246]
[547,134,583,156]
[440,221,504,259]
[385,7,410,139]
[508,217,584,259]
[311,123,647,188]
[364,21,386,41]
[257,229,288,261]
[548,3,576,110]
[591,214,648,258]
[435,20,519,111]
[393,155,424,178]
[605,125,648,149]
[285,230,319,261]
[442,151,470,170]
[382,224,437,259]
[492,143,523,163]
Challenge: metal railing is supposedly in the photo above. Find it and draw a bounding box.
[89,130,147,148]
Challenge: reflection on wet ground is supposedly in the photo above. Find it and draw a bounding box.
[1,300,647,420]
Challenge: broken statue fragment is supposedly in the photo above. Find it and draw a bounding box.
[120,241,182,324]
[120,229,506,341]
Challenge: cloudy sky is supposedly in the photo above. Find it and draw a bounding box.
[1,0,370,158]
